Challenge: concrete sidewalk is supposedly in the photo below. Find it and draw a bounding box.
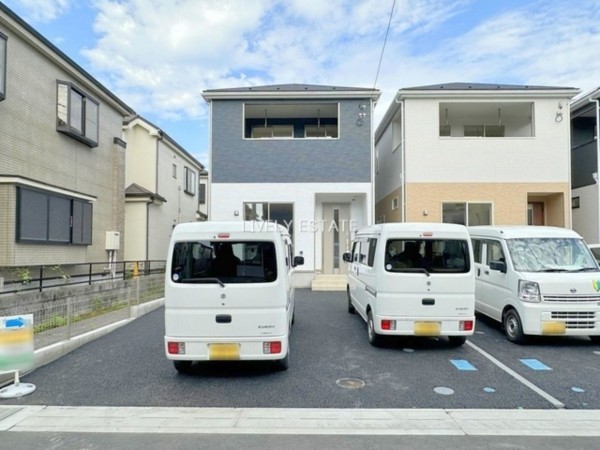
[1,406,599,436]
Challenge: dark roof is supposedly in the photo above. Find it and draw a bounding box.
[204,83,374,93]
[402,82,578,91]
[125,183,167,203]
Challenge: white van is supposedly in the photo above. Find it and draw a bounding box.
[164,221,303,372]
[469,226,600,344]
[344,223,475,347]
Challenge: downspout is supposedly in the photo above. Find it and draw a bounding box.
[590,97,600,242]
[207,100,213,220]
[150,130,163,261]
[370,98,376,225]
[394,95,406,222]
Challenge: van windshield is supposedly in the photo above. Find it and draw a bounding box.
[171,240,278,284]
[507,238,599,272]
[385,239,470,273]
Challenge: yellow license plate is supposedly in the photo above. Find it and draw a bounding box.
[414,322,441,336]
[541,322,566,335]
[209,343,240,360]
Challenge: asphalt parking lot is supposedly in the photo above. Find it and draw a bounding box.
[2,289,599,410]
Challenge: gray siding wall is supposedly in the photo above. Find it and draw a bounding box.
[0,23,126,266]
[211,99,372,183]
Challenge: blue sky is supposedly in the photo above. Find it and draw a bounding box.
[3,0,600,167]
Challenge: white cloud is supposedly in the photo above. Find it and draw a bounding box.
[81,0,466,122]
[11,0,71,22]
[77,0,600,134]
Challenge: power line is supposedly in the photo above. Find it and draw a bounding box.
[372,0,396,91]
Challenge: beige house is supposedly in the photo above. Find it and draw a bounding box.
[375,83,579,227]
[0,4,134,267]
[122,115,206,263]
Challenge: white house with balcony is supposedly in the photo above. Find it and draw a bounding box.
[375,82,579,227]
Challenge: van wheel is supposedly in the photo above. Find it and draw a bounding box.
[367,311,383,346]
[589,336,600,344]
[174,360,193,374]
[448,336,466,347]
[276,353,289,371]
[347,287,355,314]
[503,309,526,344]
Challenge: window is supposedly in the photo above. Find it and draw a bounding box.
[16,187,92,245]
[56,81,99,147]
[172,164,177,179]
[391,197,399,210]
[244,202,293,238]
[439,102,534,138]
[171,240,278,284]
[0,32,6,101]
[244,103,339,139]
[184,167,196,195]
[198,183,206,205]
[385,238,470,273]
[442,202,492,226]
[367,238,378,267]
[572,197,580,209]
[472,239,482,263]
[359,240,369,265]
[486,240,504,265]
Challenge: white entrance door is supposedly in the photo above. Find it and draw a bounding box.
[322,204,350,275]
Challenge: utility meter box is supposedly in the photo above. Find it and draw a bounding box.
[105,231,120,250]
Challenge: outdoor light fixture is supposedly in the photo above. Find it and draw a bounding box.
[555,112,563,122]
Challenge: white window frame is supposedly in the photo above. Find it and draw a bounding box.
[391,197,399,210]
[441,202,493,226]
[184,167,196,195]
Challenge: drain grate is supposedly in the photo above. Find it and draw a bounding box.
[336,378,366,389]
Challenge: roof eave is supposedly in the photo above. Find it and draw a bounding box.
[202,90,381,102]
[396,88,580,99]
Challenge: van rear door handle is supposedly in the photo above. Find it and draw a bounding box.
[216,314,232,323]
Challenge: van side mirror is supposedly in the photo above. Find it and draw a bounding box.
[342,252,352,263]
[489,260,507,273]
[293,256,304,267]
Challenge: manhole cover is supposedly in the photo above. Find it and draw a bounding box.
[336,378,366,389]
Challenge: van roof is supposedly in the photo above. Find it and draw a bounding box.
[356,222,469,236]
[172,221,290,236]
[468,225,582,239]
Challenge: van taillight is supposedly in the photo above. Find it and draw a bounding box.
[263,341,282,354]
[218,233,230,238]
[381,320,396,330]
[168,342,185,354]
[459,320,474,331]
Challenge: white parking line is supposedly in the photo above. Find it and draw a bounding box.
[466,341,565,409]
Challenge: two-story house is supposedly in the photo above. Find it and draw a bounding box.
[570,87,600,244]
[375,83,579,227]
[202,84,380,289]
[0,4,134,269]
[122,115,207,263]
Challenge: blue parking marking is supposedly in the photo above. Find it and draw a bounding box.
[450,359,477,371]
[520,359,552,371]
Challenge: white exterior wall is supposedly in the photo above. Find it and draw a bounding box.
[211,182,371,275]
[572,184,599,244]
[404,97,572,183]
[375,121,402,202]
[124,201,147,261]
[124,125,156,190]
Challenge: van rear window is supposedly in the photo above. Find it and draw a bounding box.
[385,239,470,273]
[171,240,277,284]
